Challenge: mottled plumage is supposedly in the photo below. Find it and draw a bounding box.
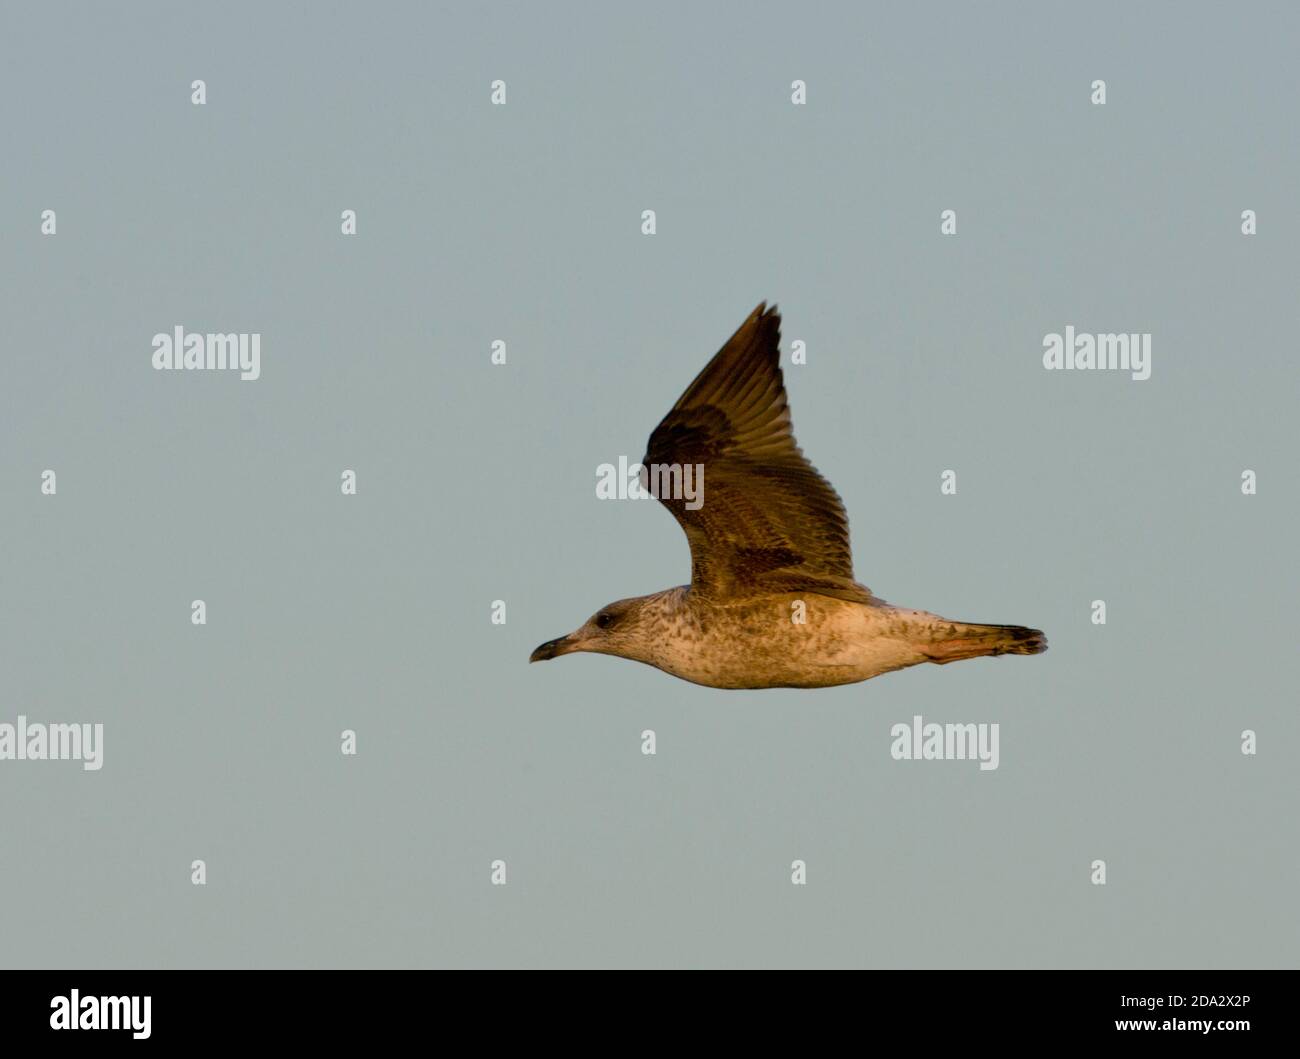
[531,303,1046,689]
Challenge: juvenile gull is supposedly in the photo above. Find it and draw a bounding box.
[531,304,1046,689]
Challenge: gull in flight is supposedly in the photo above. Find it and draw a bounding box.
[531,304,1046,689]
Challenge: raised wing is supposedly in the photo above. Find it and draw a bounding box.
[641,303,871,603]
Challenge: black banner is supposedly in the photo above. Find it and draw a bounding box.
[0,970,1287,1045]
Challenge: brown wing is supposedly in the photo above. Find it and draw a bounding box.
[641,303,871,603]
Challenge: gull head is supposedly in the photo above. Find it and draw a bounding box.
[530,595,656,665]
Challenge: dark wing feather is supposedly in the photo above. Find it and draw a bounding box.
[641,303,871,603]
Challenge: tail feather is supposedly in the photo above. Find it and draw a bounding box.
[923,622,1047,665]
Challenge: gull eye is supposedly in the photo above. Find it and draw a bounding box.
[595,612,614,630]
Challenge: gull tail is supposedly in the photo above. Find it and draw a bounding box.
[923,621,1047,665]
